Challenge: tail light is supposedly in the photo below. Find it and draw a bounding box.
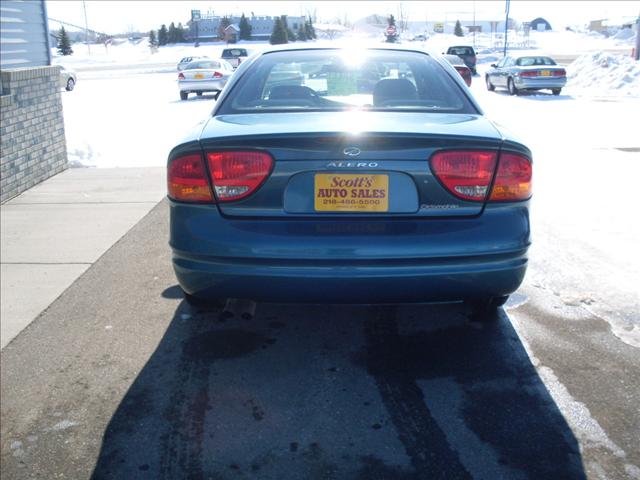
[206,151,273,201]
[168,154,213,202]
[430,151,497,201]
[430,150,532,203]
[519,71,537,77]
[553,69,566,77]
[489,153,532,201]
[213,71,223,78]
[178,72,185,80]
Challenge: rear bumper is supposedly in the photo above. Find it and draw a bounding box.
[174,251,527,303]
[179,80,225,92]
[515,77,567,89]
[170,201,530,303]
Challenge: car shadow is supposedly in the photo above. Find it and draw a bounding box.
[168,94,218,104]
[490,89,573,101]
[90,295,585,479]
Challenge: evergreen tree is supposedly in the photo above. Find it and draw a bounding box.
[168,22,177,43]
[218,16,231,39]
[305,17,316,40]
[176,23,186,42]
[57,26,73,56]
[270,17,288,45]
[454,20,464,37]
[158,24,168,45]
[297,25,307,41]
[385,15,398,43]
[239,14,252,40]
[287,28,297,42]
[148,30,158,47]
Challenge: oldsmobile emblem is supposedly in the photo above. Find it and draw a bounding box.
[343,147,361,157]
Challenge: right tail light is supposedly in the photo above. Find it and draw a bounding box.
[431,150,531,203]
[489,152,532,201]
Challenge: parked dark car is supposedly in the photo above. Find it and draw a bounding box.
[443,54,472,86]
[446,45,477,74]
[168,46,532,314]
[485,55,567,95]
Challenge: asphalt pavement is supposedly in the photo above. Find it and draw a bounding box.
[0,167,165,348]
[1,198,638,479]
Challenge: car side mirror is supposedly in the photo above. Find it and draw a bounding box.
[490,63,497,68]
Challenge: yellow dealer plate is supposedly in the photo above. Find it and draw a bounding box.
[541,70,551,76]
[314,174,389,212]
[194,73,204,79]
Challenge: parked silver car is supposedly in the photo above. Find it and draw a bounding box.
[485,55,567,96]
[177,59,234,100]
[59,65,76,91]
[177,55,208,71]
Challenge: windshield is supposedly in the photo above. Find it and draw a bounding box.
[218,49,476,114]
[516,56,557,66]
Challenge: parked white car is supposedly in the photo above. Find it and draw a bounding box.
[177,59,234,100]
[59,65,76,91]
[177,55,208,71]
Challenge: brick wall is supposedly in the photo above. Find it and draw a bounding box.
[1,66,68,203]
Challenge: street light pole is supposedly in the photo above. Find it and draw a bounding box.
[82,0,90,55]
[503,0,510,57]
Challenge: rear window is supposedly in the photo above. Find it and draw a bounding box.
[516,56,557,66]
[218,49,476,114]
[222,49,248,58]
[447,47,475,56]
[186,61,220,70]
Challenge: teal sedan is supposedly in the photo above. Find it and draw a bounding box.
[168,46,532,314]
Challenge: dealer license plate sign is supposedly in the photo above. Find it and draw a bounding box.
[314,174,389,212]
[194,73,204,79]
[541,70,551,76]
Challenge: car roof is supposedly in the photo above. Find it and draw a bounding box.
[256,43,439,56]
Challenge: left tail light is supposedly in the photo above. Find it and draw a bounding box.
[178,72,185,80]
[207,151,273,201]
[167,154,214,202]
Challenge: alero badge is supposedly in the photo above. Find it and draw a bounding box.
[343,147,361,157]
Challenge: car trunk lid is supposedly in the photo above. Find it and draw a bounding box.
[198,111,505,217]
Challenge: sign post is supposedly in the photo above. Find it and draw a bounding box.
[191,10,201,47]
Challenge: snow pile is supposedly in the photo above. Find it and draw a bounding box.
[566,51,640,97]
[612,28,635,41]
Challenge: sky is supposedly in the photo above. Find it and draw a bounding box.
[46,1,639,35]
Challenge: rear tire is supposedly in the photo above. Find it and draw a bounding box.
[466,295,509,322]
[486,76,495,91]
[508,78,519,96]
[552,88,561,96]
[66,78,75,91]
[180,91,188,101]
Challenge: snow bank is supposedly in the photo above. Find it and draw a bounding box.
[566,51,640,98]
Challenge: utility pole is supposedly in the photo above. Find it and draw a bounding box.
[473,0,476,49]
[82,0,90,54]
[635,13,640,60]
[503,0,510,57]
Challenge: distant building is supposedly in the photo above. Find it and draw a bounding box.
[188,14,306,42]
[353,15,516,37]
[530,17,552,31]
